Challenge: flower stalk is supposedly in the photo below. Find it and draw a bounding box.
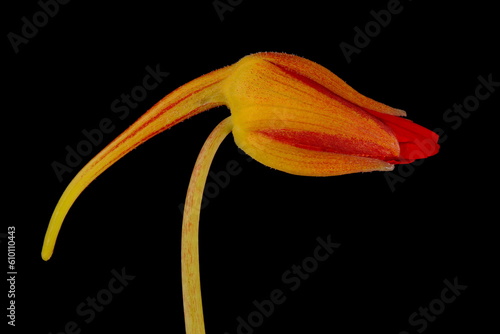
[181,117,232,334]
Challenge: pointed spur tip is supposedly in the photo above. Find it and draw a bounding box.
[41,248,52,261]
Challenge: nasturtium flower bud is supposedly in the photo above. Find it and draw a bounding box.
[225,52,438,176]
[42,52,439,334]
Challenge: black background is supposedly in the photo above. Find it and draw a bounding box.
[3,0,497,333]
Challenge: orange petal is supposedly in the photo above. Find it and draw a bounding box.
[245,52,406,116]
[235,128,394,176]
